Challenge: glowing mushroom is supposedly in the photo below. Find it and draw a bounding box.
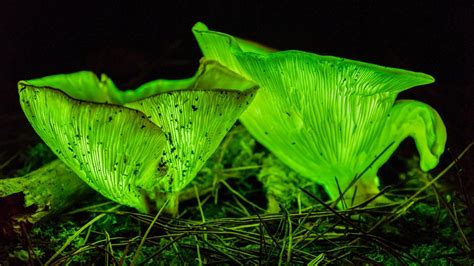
[193,22,447,206]
[18,60,258,213]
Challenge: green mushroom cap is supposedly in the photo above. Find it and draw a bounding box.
[193,22,447,206]
[19,60,258,212]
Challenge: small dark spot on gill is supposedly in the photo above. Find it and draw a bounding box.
[158,160,168,176]
[192,105,198,111]
[166,132,173,145]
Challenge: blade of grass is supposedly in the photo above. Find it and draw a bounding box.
[131,198,169,265]
[285,208,293,264]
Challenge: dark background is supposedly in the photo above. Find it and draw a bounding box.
[1,1,472,191]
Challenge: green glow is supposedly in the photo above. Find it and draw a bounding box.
[125,62,258,194]
[193,22,447,206]
[19,60,258,212]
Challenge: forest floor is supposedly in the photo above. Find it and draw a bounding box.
[1,122,473,265]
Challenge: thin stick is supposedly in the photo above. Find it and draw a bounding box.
[131,198,169,265]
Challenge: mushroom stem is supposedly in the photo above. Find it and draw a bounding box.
[150,191,180,217]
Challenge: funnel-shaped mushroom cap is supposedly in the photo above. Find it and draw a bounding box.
[19,61,258,212]
[125,61,258,194]
[193,22,447,205]
[19,74,166,212]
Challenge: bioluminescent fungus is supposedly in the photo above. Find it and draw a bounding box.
[193,22,447,206]
[124,62,258,211]
[19,60,258,213]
